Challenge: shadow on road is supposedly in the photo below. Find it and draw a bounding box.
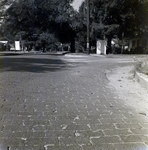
[0,57,68,73]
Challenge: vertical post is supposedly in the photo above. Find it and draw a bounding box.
[121,19,125,54]
[121,31,124,54]
[86,0,90,54]
[20,32,22,50]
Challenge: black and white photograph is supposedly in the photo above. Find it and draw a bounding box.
[0,0,148,149]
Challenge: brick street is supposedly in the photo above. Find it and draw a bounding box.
[0,54,148,150]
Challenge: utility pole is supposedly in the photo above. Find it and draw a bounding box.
[86,0,90,54]
[121,19,125,54]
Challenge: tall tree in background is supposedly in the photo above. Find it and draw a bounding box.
[1,0,148,53]
[0,0,80,52]
[0,0,11,40]
[52,0,80,52]
[78,0,148,53]
[0,0,10,21]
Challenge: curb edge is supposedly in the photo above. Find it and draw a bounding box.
[135,71,148,90]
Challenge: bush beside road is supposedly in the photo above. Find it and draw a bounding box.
[133,55,148,90]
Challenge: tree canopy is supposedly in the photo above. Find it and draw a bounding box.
[78,0,148,53]
[0,0,148,53]
[0,0,79,52]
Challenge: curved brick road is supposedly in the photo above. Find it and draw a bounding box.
[0,54,148,150]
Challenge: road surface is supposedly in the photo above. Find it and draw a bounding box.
[0,53,148,150]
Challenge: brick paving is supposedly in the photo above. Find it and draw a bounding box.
[0,54,148,150]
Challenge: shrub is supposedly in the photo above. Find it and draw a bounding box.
[0,43,7,51]
[134,56,148,75]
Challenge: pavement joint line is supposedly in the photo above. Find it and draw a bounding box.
[0,54,148,149]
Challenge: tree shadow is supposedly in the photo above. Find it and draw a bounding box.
[0,56,69,73]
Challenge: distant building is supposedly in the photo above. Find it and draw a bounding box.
[0,41,8,45]
[128,34,148,51]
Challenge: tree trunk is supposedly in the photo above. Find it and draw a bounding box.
[107,35,112,54]
[70,34,75,53]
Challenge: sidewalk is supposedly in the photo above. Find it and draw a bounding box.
[0,51,29,56]
[107,64,148,115]
[0,51,70,56]
[135,71,148,90]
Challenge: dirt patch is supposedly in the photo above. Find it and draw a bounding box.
[107,65,148,115]
[134,56,148,75]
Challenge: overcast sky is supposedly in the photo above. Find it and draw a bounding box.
[71,0,85,11]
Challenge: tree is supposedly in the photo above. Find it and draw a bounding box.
[1,0,79,52]
[74,1,89,53]
[78,0,148,53]
[0,0,9,21]
[52,0,81,52]
[36,32,59,52]
[0,0,11,40]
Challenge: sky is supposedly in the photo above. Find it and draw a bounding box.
[71,0,85,11]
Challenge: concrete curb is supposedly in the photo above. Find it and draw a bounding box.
[0,51,69,56]
[65,53,89,57]
[65,53,106,57]
[0,51,29,56]
[135,71,148,90]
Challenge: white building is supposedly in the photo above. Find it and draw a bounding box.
[128,37,148,50]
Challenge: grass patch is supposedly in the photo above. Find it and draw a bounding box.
[134,56,148,76]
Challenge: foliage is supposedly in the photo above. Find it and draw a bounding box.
[0,43,6,51]
[0,42,10,51]
[1,0,148,53]
[36,32,60,51]
[78,0,148,53]
[122,46,148,54]
[90,0,148,38]
[0,0,78,52]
